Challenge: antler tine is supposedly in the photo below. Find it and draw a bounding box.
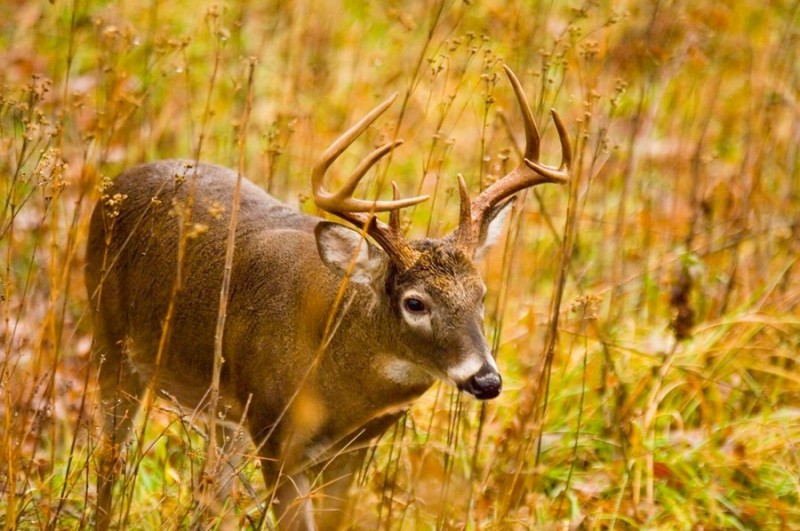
[312,94,428,269]
[523,108,572,182]
[328,140,405,210]
[388,181,402,234]
[312,94,429,213]
[503,64,541,164]
[456,65,572,256]
[312,94,396,194]
[455,173,473,250]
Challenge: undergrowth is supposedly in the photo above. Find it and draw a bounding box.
[1,0,799,529]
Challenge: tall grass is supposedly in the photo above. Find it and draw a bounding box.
[1,0,799,529]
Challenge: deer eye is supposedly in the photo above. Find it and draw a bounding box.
[403,297,427,314]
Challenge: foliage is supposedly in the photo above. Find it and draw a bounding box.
[1,0,799,529]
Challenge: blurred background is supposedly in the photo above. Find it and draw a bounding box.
[1,0,798,528]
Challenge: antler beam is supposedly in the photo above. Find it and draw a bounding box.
[455,65,573,255]
[311,95,429,269]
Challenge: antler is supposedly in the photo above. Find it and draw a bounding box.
[455,65,572,254]
[312,94,429,269]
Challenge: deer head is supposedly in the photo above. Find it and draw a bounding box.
[310,65,572,400]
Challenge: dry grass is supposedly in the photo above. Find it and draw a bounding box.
[2,0,799,529]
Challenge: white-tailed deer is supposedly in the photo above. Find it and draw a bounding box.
[85,65,571,530]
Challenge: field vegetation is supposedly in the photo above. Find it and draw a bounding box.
[1,0,799,528]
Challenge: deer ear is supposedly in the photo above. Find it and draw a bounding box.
[474,197,515,261]
[315,222,386,284]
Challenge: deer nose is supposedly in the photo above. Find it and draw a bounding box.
[459,364,502,400]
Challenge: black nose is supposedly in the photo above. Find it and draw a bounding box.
[459,365,502,400]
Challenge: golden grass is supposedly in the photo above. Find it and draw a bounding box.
[2,0,799,529]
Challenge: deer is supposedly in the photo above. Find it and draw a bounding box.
[85,65,571,530]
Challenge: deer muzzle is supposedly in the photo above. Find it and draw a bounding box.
[458,363,502,400]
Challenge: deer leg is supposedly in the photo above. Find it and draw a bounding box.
[259,457,315,531]
[312,448,367,531]
[247,411,319,530]
[199,423,251,528]
[215,423,250,500]
[93,334,144,531]
[275,472,316,530]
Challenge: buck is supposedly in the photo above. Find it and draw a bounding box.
[85,65,571,530]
